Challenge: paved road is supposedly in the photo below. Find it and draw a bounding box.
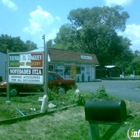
[76,80,140,102]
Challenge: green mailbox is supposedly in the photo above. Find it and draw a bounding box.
[85,100,128,140]
[85,100,127,123]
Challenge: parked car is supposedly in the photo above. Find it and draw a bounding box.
[0,71,77,96]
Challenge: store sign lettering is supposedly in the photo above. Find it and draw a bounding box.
[8,52,44,84]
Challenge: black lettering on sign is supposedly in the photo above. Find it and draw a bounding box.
[31,69,42,75]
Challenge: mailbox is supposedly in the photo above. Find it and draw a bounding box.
[85,100,127,123]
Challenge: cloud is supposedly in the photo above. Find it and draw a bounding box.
[55,16,61,21]
[46,28,59,41]
[118,24,140,51]
[23,5,56,34]
[23,5,60,47]
[104,0,133,6]
[1,0,17,10]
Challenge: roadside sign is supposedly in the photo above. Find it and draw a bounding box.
[8,52,44,84]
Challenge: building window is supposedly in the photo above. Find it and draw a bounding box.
[64,66,70,78]
[48,73,58,80]
[49,64,54,71]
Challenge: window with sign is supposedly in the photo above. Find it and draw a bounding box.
[48,73,58,80]
[49,64,54,71]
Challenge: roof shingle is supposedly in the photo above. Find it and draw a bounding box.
[48,48,99,65]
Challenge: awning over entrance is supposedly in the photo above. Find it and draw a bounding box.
[105,65,115,68]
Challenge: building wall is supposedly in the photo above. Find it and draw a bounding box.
[49,63,96,82]
[0,52,7,81]
[76,65,95,82]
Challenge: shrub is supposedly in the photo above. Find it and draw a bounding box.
[48,88,58,101]
[95,86,108,99]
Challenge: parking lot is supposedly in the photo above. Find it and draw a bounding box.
[77,80,140,102]
[1,80,140,102]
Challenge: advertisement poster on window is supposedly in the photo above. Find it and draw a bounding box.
[70,66,76,77]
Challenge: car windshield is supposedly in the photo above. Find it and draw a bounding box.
[58,74,64,79]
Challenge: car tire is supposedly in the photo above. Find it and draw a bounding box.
[10,87,19,96]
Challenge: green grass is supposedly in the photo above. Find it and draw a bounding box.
[0,104,140,140]
[0,87,140,140]
[0,94,44,120]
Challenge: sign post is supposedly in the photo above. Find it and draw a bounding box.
[42,34,48,95]
[6,49,10,104]
[40,34,48,113]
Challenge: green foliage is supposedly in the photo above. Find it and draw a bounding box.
[0,34,37,53]
[62,90,94,106]
[96,86,108,98]
[46,39,53,48]
[25,40,37,51]
[1,89,140,140]
[48,88,59,101]
[0,100,140,140]
[49,86,113,106]
[54,5,133,67]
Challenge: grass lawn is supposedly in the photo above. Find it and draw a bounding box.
[0,88,140,140]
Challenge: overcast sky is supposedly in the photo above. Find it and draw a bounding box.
[0,0,140,51]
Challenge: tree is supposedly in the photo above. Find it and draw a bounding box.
[25,40,37,51]
[46,39,53,48]
[0,34,37,53]
[130,50,140,75]
[54,24,79,51]
[54,5,133,66]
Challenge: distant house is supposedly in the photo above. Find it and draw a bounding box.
[31,48,99,82]
[0,52,7,81]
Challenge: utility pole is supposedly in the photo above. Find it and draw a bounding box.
[6,49,11,104]
[40,35,48,113]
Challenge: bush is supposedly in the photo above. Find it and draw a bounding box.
[48,88,58,101]
[48,86,115,108]
[95,86,108,99]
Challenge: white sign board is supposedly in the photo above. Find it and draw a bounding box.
[8,52,44,84]
[81,55,92,60]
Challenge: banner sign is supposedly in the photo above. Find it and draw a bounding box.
[8,52,44,84]
[9,53,43,68]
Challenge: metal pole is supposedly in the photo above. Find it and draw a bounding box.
[6,49,11,104]
[43,35,48,95]
[89,123,100,140]
[41,35,48,112]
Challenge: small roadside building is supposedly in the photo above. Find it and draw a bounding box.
[31,48,99,82]
[0,52,7,81]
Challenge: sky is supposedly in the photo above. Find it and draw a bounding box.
[0,0,140,51]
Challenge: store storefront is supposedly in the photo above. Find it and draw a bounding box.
[31,48,99,82]
[48,48,99,82]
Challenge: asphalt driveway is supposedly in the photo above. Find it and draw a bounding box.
[76,80,140,102]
